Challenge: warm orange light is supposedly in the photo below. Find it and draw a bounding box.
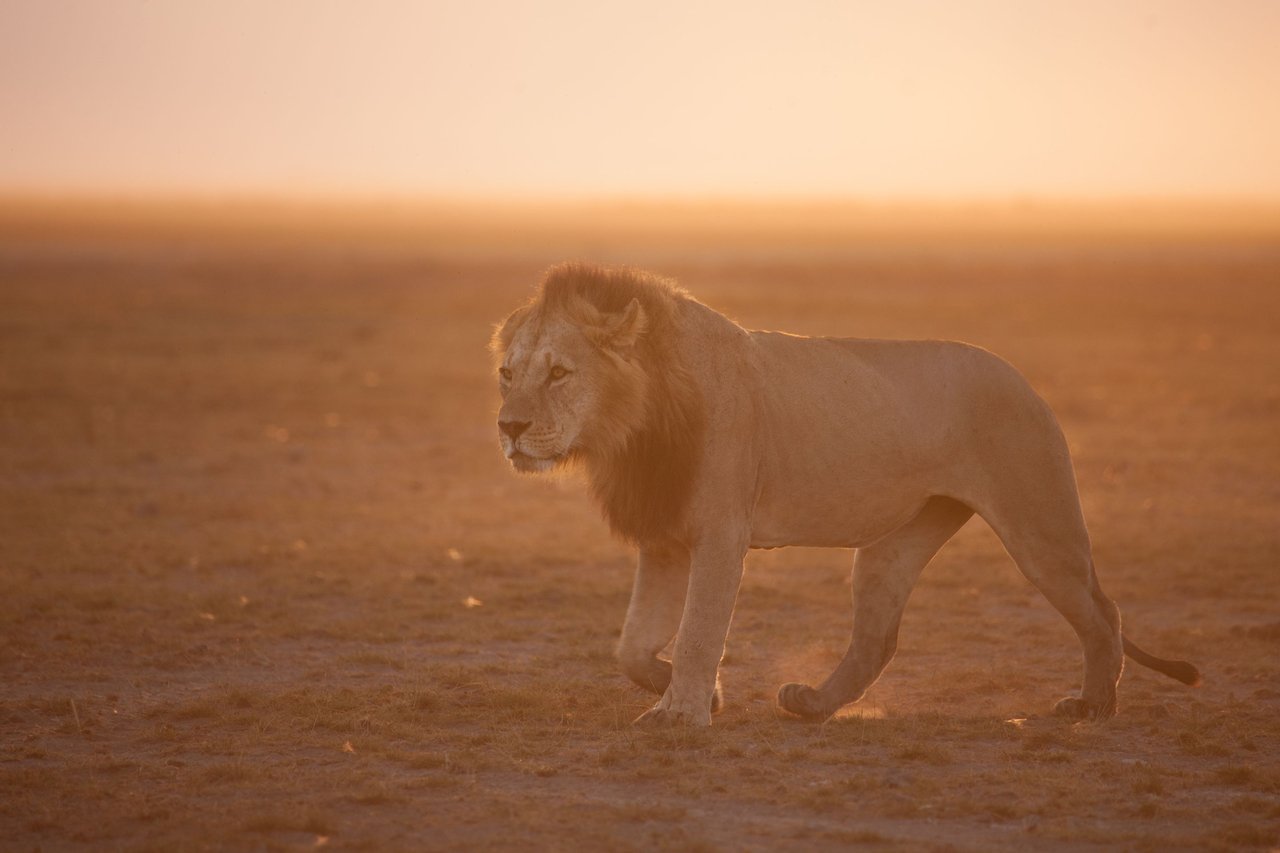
[1,1,1277,198]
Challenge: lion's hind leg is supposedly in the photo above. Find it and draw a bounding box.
[984,508,1124,722]
[778,496,973,722]
[1035,560,1124,722]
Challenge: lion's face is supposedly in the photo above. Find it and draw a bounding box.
[496,317,608,473]
[494,298,649,474]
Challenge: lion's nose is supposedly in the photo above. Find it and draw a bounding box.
[499,419,531,440]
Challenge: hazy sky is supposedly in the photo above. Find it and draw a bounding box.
[2,0,1278,198]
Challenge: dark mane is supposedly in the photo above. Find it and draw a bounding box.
[540,263,705,545]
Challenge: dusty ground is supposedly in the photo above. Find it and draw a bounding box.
[1,201,1278,851]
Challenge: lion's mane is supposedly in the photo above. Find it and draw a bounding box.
[494,263,705,544]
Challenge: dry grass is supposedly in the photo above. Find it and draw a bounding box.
[1,202,1278,850]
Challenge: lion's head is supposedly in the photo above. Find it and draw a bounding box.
[490,263,704,542]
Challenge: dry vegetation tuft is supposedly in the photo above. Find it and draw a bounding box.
[1,203,1278,850]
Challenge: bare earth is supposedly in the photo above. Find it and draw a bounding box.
[1,201,1278,851]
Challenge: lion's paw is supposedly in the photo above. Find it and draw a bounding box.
[777,682,830,722]
[1052,696,1090,720]
[1052,695,1116,722]
[633,705,712,727]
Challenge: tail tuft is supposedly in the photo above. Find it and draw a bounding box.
[1166,660,1203,688]
[1123,635,1202,686]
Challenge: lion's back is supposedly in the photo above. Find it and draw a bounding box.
[748,332,1040,430]
[745,332,1068,521]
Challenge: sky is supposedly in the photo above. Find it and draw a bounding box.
[2,0,1278,199]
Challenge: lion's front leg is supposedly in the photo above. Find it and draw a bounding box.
[618,542,688,697]
[633,536,746,727]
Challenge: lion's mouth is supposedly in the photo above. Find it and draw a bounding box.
[508,450,560,473]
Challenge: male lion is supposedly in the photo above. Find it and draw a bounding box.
[491,263,1200,727]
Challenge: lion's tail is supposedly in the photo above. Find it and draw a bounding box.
[1122,634,1202,686]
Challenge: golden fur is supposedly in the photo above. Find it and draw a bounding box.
[493,263,1200,727]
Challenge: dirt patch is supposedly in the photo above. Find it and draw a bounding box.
[2,210,1278,850]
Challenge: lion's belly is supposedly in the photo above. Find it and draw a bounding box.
[749,477,929,549]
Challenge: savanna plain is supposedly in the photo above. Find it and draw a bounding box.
[1,200,1278,851]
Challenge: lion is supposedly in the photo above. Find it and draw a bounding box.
[491,262,1200,727]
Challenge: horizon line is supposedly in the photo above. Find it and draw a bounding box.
[4,188,1280,208]
[7,183,1280,208]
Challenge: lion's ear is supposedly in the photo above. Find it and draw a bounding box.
[603,298,647,350]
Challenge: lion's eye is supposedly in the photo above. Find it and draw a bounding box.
[498,367,512,382]
[548,365,569,382]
